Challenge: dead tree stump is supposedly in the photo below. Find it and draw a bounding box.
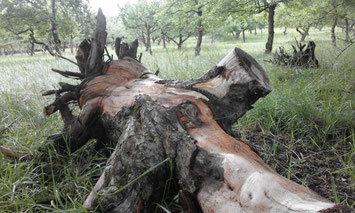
[39,10,352,213]
[268,40,319,68]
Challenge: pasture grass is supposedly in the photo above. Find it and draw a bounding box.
[0,27,354,211]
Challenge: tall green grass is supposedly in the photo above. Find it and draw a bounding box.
[0,28,354,211]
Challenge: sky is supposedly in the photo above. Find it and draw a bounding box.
[89,0,136,17]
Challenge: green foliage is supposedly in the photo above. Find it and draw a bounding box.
[120,1,160,53]
[157,0,196,49]
[276,0,355,34]
[0,0,94,52]
[120,1,160,38]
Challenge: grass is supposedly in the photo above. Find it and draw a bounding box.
[0,27,354,211]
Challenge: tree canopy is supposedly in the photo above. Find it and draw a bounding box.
[0,0,94,55]
[0,0,354,55]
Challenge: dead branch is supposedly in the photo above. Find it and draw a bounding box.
[51,68,85,80]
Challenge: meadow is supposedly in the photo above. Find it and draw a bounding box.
[0,28,354,211]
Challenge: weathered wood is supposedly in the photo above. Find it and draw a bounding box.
[43,92,77,116]
[115,37,139,60]
[76,39,91,74]
[268,40,319,68]
[114,37,121,58]
[51,69,85,80]
[0,146,29,160]
[42,82,78,96]
[85,8,107,76]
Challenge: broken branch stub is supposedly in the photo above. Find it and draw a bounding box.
[85,8,107,76]
[115,37,139,60]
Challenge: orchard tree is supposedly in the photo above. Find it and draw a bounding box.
[163,0,214,56]
[276,0,355,45]
[0,0,93,55]
[158,1,195,50]
[0,0,50,55]
[222,16,256,42]
[321,0,355,46]
[120,1,160,55]
[275,2,315,42]
[210,0,288,53]
[58,0,95,52]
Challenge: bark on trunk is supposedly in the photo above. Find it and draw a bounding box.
[62,41,66,52]
[163,32,192,50]
[195,7,203,56]
[162,34,166,48]
[265,3,276,53]
[50,0,61,55]
[345,17,350,43]
[146,31,152,55]
[299,25,310,42]
[331,18,337,46]
[141,33,147,50]
[211,30,215,43]
[29,39,35,56]
[242,29,246,43]
[38,10,351,213]
[70,35,74,54]
[232,31,240,40]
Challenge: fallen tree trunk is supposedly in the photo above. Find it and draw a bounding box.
[39,10,352,213]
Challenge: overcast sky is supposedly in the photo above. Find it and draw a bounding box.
[89,0,137,17]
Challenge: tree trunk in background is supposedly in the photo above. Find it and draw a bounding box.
[70,35,74,54]
[195,6,203,56]
[300,26,310,42]
[331,17,337,46]
[141,33,147,50]
[265,3,276,53]
[162,34,166,48]
[29,29,35,56]
[50,0,61,55]
[177,34,183,50]
[211,30,215,43]
[283,27,287,35]
[242,29,246,42]
[296,25,310,42]
[146,29,152,55]
[232,31,240,40]
[30,39,35,56]
[254,27,257,35]
[62,41,66,52]
[345,17,350,43]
